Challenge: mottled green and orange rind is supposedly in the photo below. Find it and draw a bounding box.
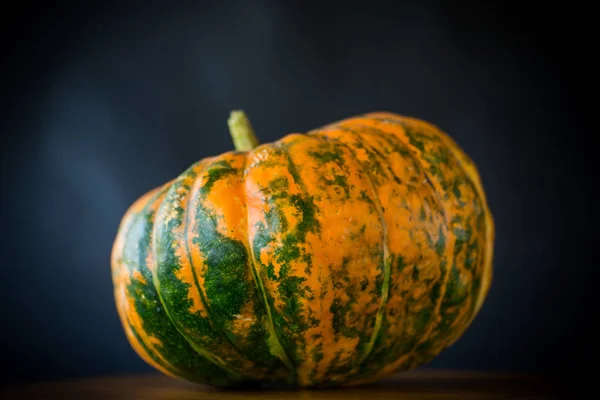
[246,135,387,386]
[111,183,245,386]
[111,111,493,388]
[151,156,293,383]
[309,113,493,385]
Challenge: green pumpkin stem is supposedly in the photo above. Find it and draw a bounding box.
[228,110,260,151]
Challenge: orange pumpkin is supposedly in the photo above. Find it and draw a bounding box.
[111,110,494,388]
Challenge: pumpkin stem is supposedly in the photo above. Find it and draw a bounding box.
[228,110,260,151]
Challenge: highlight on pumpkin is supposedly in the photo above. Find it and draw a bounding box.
[228,110,261,151]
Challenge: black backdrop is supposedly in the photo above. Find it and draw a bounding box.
[0,0,590,386]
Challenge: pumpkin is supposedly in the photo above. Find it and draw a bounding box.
[111,110,494,388]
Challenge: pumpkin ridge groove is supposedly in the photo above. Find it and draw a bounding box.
[184,161,216,324]
[396,118,494,326]
[120,189,181,377]
[389,117,494,340]
[184,161,269,369]
[359,120,455,368]
[119,184,242,385]
[151,168,245,379]
[243,150,296,377]
[314,130,392,367]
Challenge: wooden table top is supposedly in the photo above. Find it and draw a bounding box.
[1,369,558,399]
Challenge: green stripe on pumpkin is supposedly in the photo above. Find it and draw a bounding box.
[192,157,293,380]
[121,188,244,386]
[152,161,257,380]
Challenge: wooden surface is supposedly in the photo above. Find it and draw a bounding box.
[1,369,558,399]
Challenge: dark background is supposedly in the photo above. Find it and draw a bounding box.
[0,0,590,387]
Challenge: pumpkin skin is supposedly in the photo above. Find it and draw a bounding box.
[111,111,494,388]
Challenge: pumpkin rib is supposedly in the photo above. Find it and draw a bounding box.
[312,131,392,367]
[335,121,453,379]
[183,161,213,320]
[391,115,494,341]
[310,122,450,386]
[368,122,452,359]
[242,150,296,375]
[386,117,490,358]
[182,160,254,370]
[398,116,494,325]
[150,163,248,380]
[114,184,242,386]
[292,132,387,385]
[187,155,293,381]
[126,192,181,376]
[245,140,327,384]
[112,186,180,379]
[353,123,449,373]
[370,115,488,306]
[355,119,475,372]
[183,159,258,362]
[193,153,293,380]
